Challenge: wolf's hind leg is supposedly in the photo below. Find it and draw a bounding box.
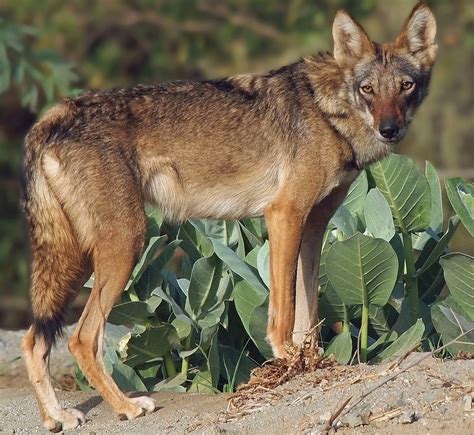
[68,221,156,420]
[21,242,91,431]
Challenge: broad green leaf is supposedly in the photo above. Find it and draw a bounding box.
[108,301,153,326]
[326,233,398,307]
[416,216,460,277]
[445,178,474,236]
[188,256,222,318]
[369,304,398,336]
[342,170,368,216]
[370,318,425,363]
[367,331,398,358]
[211,238,268,303]
[111,361,148,392]
[440,253,474,321]
[330,205,357,237]
[241,218,267,239]
[126,324,180,367]
[425,162,444,232]
[364,188,395,241]
[153,373,187,392]
[208,333,220,388]
[324,330,352,364]
[145,205,163,236]
[239,221,264,247]
[319,282,361,326]
[171,317,192,340]
[233,281,273,359]
[103,346,120,372]
[136,239,182,299]
[197,303,226,328]
[151,287,196,328]
[245,245,260,268]
[413,162,443,249]
[391,298,431,336]
[126,236,167,291]
[257,240,270,287]
[175,221,208,260]
[104,324,133,352]
[189,369,215,393]
[202,220,241,248]
[431,297,474,355]
[369,154,431,233]
[190,332,220,393]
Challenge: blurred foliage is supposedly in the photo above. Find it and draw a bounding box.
[0,1,472,313]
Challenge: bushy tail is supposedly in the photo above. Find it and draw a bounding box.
[23,109,87,346]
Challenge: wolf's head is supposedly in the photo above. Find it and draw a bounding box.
[333,3,437,144]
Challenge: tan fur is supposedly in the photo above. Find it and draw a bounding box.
[22,3,436,431]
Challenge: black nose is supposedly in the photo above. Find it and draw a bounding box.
[379,121,400,139]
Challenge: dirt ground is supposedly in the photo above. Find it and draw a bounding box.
[1,328,473,434]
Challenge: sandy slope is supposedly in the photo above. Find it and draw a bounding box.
[1,328,472,433]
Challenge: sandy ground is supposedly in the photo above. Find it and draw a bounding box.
[1,328,473,434]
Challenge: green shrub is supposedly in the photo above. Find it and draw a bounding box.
[75,154,473,393]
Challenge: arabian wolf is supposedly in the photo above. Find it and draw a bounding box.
[22,3,437,430]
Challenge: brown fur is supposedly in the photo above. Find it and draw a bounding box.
[22,3,437,431]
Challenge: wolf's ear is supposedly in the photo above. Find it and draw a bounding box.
[333,10,374,68]
[396,3,437,65]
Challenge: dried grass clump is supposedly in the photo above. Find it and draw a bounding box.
[226,338,337,418]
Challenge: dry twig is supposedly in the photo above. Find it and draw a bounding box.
[324,327,474,431]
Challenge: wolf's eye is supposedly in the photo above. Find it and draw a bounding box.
[401,81,414,91]
[360,84,373,94]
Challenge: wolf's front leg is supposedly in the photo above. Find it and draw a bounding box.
[293,184,353,346]
[264,198,305,358]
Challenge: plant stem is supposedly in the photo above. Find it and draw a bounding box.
[402,232,419,323]
[343,303,350,334]
[360,303,369,363]
[181,332,193,376]
[163,352,177,378]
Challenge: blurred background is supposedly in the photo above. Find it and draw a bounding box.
[0,0,472,329]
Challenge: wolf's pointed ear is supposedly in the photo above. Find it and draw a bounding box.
[396,3,437,65]
[333,10,374,69]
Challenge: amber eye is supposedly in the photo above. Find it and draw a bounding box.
[401,81,414,91]
[360,84,373,94]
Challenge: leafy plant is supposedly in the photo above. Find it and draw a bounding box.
[74,154,473,393]
[0,18,78,110]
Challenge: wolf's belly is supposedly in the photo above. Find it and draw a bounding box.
[144,163,282,222]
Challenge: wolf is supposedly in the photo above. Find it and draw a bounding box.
[22,3,437,431]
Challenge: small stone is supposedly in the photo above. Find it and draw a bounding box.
[463,395,472,412]
[359,408,372,425]
[340,414,364,428]
[319,412,332,424]
[399,410,416,424]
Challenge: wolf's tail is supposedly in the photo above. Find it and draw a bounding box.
[23,105,88,346]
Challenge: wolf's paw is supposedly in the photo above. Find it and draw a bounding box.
[118,396,157,420]
[43,408,86,432]
[130,396,157,414]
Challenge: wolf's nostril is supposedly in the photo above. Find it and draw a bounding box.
[379,122,400,139]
